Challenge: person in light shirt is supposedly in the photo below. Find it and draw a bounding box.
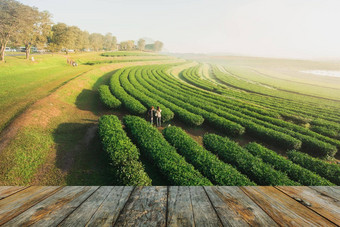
[155,106,162,127]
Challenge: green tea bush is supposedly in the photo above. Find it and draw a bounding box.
[98,115,152,185]
[98,85,121,109]
[123,115,212,185]
[203,133,299,185]
[163,126,255,185]
[245,143,333,185]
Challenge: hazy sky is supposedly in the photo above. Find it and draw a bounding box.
[19,0,340,59]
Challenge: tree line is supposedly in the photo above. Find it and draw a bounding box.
[0,0,164,61]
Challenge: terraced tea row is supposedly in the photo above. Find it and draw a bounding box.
[102,64,339,158]
[97,115,334,186]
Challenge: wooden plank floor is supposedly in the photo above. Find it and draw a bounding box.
[0,186,338,226]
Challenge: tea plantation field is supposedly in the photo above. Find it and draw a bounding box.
[1,52,339,185]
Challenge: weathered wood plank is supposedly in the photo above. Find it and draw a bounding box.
[86,186,134,227]
[205,186,278,226]
[0,186,28,200]
[276,186,340,226]
[114,186,167,227]
[190,186,222,227]
[0,186,61,226]
[241,186,336,227]
[310,186,340,201]
[167,186,194,226]
[58,186,113,227]
[3,186,98,227]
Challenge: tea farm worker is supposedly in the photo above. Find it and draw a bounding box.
[149,106,155,125]
[156,106,162,127]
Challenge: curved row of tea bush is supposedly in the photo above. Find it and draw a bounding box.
[144,67,301,149]
[110,68,147,115]
[136,68,245,136]
[311,125,339,139]
[211,65,340,116]
[83,58,167,65]
[171,65,281,119]
[98,115,152,185]
[123,115,212,185]
[152,67,337,155]
[245,143,333,186]
[210,65,340,124]
[287,150,340,185]
[202,133,299,185]
[163,126,255,185]
[120,67,174,122]
[181,65,221,92]
[129,67,204,126]
[98,85,122,109]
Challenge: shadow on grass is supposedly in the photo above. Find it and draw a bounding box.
[52,70,119,185]
[74,70,118,115]
[53,122,115,185]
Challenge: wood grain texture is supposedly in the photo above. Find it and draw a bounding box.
[190,186,222,227]
[276,186,340,226]
[86,186,134,227]
[3,186,98,227]
[114,186,167,227]
[205,186,278,226]
[59,186,114,227]
[0,186,28,200]
[167,186,194,226]
[241,186,336,227]
[0,186,337,226]
[0,186,61,226]
[310,186,340,201]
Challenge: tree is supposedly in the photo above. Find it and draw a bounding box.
[103,33,117,51]
[17,9,52,59]
[138,39,145,51]
[49,23,73,54]
[120,40,134,51]
[153,41,163,52]
[76,30,90,51]
[89,33,104,51]
[0,0,29,61]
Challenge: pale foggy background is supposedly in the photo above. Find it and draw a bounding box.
[19,0,340,59]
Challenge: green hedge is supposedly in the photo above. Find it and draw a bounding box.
[203,134,299,185]
[245,143,333,185]
[132,67,204,126]
[140,69,245,136]
[98,115,152,185]
[109,69,147,115]
[120,67,174,122]
[98,85,121,109]
[148,68,301,149]
[287,150,340,185]
[310,125,339,139]
[154,66,339,155]
[163,126,255,185]
[123,115,212,185]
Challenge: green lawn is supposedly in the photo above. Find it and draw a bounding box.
[0,53,97,132]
